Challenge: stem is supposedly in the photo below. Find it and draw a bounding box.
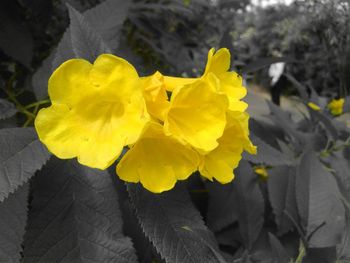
[24,99,50,109]
[294,243,305,263]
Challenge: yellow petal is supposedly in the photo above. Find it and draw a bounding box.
[48,59,92,107]
[142,71,170,121]
[116,123,199,193]
[35,104,84,159]
[204,48,231,75]
[164,77,229,153]
[162,75,197,92]
[199,111,256,183]
[36,54,149,169]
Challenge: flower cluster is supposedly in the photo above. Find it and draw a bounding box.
[35,48,256,193]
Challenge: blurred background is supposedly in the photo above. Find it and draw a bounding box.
[0,0,349,124]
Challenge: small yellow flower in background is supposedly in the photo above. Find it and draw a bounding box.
[327,98,345,116]
[36,48,257,193]
[307,102,321,111]
[35,54,149,169]
[254,166,269,180]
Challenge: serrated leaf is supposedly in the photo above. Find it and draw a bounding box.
[0,99,16,120]
[84,0,131,51]
[296,151,345,248]
[52,28,75,71]
[67,4,111,62]
[127,183,226,263]
[32,50,57,100]
[206,181,238,232]
[268,166,298,235]
[0,183,29,263]
[0,128,50,202]
[38,0,130,99]
[243,133,292,166]
[268,233,290,263]
[234,161,264,250]
[23,158,138,263]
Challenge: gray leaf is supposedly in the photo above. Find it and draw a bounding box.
[0,183,29,263]
[0,99,17,120]
[23,158,138,263]
[243,133,293,166]
[68,4,111,62]
[0,128,50,202]
[296,151,345,248]
[127,183,226,263]
[234,161,264,250]
[267,166,298,235]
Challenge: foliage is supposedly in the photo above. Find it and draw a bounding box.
[0,0,349,263]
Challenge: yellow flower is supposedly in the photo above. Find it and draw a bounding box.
[199,111,256,183]
[141,71,169,121]
[164,74,229,153]
[307,102,321,111]
[327,98,345,116]
[163,48,248,112]
[35,54,149,170]
[254,166,269,180]
[116,122,199,193]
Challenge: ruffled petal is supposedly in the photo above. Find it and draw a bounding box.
[199,111,256,183]
[116,123,199,193]
[164,77,229,153]
[48,59,92,107]
[35,104,87,159]
[36,54,149,169]
[89,54,140,98]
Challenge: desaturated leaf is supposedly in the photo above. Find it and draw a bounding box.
[41,0,130,99]
[32,50,57,100]
[0,99,16,120]
[268,233,290,263]
[127,183,226,263]
[0,0,33,67]
[267,166,298,235]
[302,247,336,263]
[338,207,350,261]
[67,4,111,62]
[23,158,138,263]
[243,133,293,166]
[206,181,238,232]
[267,101,311,149]
[234,161,264,250]
[84,0,131,51]
[0,183,29,263]
[0,128,50,202]
[52,28,75,71]
[296,151,345,248]
[328,150,350,202]
[283,73,309,102]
